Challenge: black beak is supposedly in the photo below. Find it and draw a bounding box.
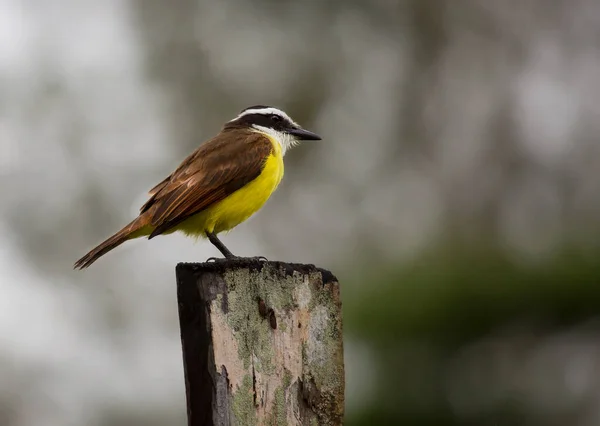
[287,127,322,140]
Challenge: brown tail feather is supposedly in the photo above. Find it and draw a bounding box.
[73,218,144,269]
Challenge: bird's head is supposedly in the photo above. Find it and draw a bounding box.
[225,105,321,154]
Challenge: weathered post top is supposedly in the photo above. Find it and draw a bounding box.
[176,259,345,426]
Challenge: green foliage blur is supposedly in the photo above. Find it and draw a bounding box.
[343,240,600,425]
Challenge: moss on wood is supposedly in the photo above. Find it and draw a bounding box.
[178,260,344,425]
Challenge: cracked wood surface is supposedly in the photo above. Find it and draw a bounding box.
[176,259,345,426]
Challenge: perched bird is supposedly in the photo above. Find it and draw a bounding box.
[74,105,321,269]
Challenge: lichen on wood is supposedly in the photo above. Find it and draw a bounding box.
[176,259,345,426]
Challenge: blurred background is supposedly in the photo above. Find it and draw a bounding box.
[2,0,600,425]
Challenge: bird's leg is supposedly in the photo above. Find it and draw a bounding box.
[205,231,268,263]
[206,231,237,260]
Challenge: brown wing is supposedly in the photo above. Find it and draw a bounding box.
[142,130,272,238]
[147,176,170,197]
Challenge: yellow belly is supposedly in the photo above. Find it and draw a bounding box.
[175,150,284,237]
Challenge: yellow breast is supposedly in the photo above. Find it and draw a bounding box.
[176,135,284,237]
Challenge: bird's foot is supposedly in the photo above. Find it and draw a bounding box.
[206,255,268,263]
[206,256,232,263]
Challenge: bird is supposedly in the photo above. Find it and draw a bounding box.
[73,105,321,269]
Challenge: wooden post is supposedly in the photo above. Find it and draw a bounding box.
[176,259,345,426]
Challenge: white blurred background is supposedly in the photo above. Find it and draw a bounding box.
[2,1,600,425]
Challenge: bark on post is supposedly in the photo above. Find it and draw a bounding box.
[176,259,345,426]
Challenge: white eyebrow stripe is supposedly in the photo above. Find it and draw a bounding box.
[234,107,299,127]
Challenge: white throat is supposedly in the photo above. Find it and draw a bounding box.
[251,125,299,156]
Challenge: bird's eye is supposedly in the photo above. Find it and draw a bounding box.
[271,114,282,122]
